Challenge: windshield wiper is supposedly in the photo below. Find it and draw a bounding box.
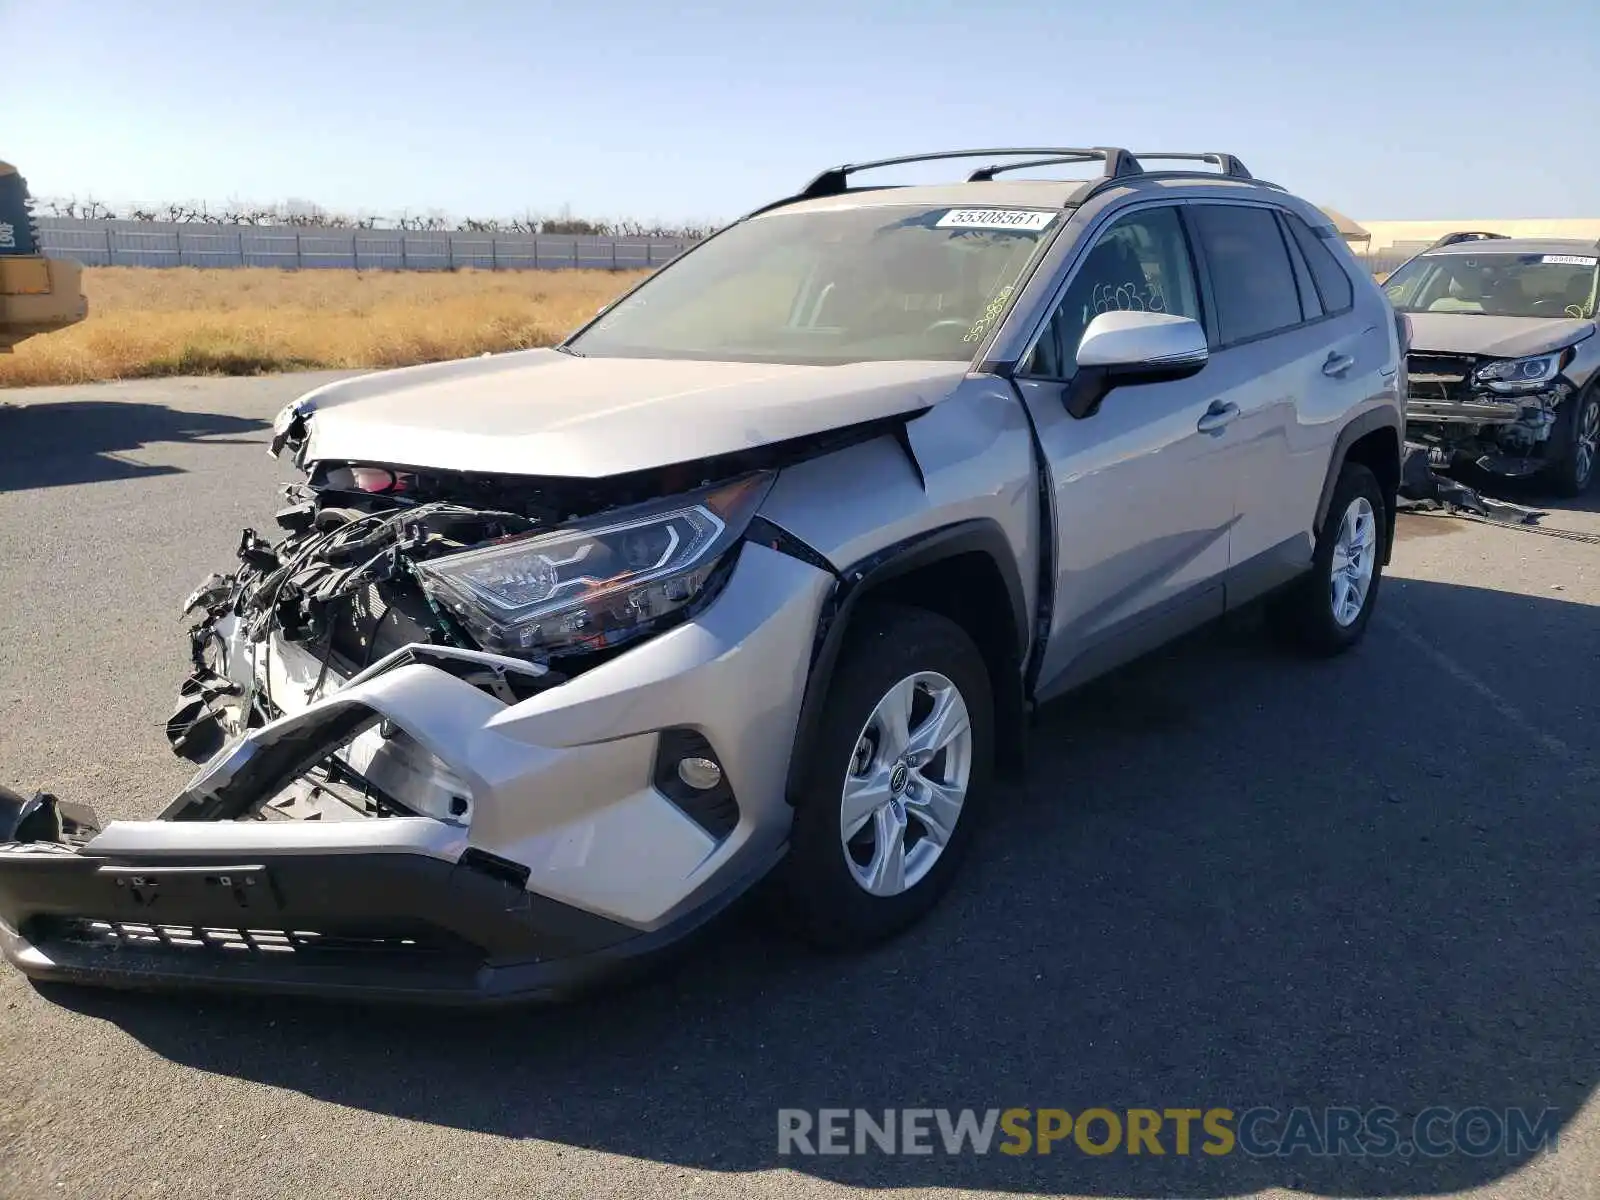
[552,343,584,357]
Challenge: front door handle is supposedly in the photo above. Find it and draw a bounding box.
[1323,351,1355,377]
[1196,401,1240,435]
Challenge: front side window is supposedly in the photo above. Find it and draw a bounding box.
[565,205,1056,365]
[1382,252,1599,319]
[1021,205,1201,378]
[1191,204,1304,344]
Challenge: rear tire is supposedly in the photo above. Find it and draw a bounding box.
[1269,462,1387,656]
[769,604,994,952]
[1544,388,1600,499]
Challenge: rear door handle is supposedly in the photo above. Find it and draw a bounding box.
[1196,401,1240,435]
[1323,351,1355,378]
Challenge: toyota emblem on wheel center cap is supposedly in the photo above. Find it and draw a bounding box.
[889,761,909,794]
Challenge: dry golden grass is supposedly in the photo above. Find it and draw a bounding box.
[0,266,645,388]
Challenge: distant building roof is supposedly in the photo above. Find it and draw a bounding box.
[1318,207,1370,243]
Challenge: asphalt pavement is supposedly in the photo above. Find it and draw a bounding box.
[1,375,1597,1200]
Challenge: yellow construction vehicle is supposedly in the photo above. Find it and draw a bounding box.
[0,159,86,352]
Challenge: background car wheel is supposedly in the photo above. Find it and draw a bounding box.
[770,603,994,951]
[1545,389,1600,499]
[1268,462,1387,656]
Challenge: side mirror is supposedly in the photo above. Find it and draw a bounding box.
[1065,311,1209,419]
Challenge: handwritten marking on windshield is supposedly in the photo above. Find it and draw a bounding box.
[964,286,1016,343]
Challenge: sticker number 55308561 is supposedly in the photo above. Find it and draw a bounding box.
[936,209,1057,232]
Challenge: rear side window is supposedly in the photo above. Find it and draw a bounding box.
[1191,204,1303,345]
[1284,213,1356,314]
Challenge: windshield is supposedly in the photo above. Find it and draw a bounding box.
[1384,251,1599,319]
[565,205,1057,364]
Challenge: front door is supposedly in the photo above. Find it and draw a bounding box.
[1012,203,1244,702]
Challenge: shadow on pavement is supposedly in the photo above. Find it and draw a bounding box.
[0,401,267,491]
[43,579,1600,1196]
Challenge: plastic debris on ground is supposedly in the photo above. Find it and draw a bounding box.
[1397,442,1547,526]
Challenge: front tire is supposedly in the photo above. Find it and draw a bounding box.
[770,604,994,951]
[1269,462,1387,656]
[1545,388,1600,499]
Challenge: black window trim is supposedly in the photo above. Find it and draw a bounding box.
[1184,197,1350,353]
[1280,208,1357,319]
[1276,209,1323,323]
[1010,198,1210,384]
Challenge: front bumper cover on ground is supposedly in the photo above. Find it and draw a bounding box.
[0,816,781,1005]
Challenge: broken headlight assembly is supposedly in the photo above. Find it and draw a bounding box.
[413,472,775,657]
[1473,347,1574,394]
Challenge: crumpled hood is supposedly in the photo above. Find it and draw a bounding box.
[1406,312,1596,360]
[286,349,967,477]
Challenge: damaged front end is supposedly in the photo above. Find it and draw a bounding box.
[167,394,884,766]
[165,480,561,772]
[0,395,879,1003]
[1404,348,1577,477]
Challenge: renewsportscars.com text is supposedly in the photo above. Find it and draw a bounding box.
[776,1107,1562,1158]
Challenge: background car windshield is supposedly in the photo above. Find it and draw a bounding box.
[565,206,1053,364]
[1384,252,1599,319]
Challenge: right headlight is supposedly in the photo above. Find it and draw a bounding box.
[1473,348,1573,394]
[413,472,773,657]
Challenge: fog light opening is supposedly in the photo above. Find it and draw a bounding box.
[676,757,723,791]
[653,728,740,840]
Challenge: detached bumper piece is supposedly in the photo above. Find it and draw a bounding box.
[0,830,711,1005]
[1397,442,1544,526]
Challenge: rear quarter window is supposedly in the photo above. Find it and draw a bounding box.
[1284,213,1356,314]
[1191,204,1304,345]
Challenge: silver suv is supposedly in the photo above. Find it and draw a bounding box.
[1383,231,1600,496]
[0,148,1404,1004]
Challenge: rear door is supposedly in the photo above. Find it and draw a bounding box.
[1012,203,1243,701]
[1184,201,1367,600]
[1279,207,1393,514]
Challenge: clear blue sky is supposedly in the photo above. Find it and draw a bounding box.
[6,0,1598,226]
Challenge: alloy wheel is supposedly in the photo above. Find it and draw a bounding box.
[1577,397,1599,488]
[1330,495,1377,628]
[839,671,973,897]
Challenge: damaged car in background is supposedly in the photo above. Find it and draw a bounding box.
[1386,232,1600,498]
[0,146,1404,1004]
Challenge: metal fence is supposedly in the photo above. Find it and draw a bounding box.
[35,217,1408,278]
[35,218,694,271]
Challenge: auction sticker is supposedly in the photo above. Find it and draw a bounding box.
[1542,254,1598,266]
[937,209,1057,232]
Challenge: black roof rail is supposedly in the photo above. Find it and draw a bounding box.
[791,147,1274,210]
[797,147,1144,199]
[1429,231,1510,249]
[1130,151,1254,180]
[967,153,1102,182]
[1069,154,1280,206]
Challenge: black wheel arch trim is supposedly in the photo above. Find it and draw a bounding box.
[783,519,1030,803]
[1316,407,1403,566]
